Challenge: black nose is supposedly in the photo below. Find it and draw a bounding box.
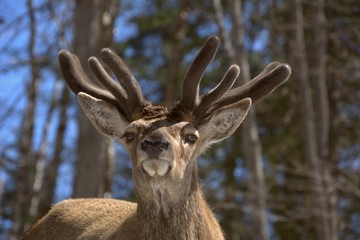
[140,139,169,157]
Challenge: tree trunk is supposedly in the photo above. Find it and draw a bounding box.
[72,0,118,198]
[229,1,268,238]
[310,0,337,238]
[28,81,61,224]
[213,0,269,239]
[290,0,332,239]
[163,0,189,106]
[12,0,39,237]
[38,87,70,217]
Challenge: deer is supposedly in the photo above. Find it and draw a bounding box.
[22,36,291,240]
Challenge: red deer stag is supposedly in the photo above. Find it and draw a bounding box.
[22,36,291,240]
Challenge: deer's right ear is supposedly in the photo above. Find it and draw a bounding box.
[77,92,129,139]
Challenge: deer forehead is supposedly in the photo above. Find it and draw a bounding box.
[126,119,196,139]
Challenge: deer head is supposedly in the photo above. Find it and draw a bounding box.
[58,36,291,210]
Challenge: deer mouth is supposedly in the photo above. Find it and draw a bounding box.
[141,159,171,177]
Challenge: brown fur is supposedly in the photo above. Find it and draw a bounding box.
[22,175,223,240]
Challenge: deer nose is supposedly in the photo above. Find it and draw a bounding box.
[140,139,169,157]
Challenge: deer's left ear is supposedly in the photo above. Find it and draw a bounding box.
[198,98,251,144]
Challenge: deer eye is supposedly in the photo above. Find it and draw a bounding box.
[123,132,136,143]
[184,134,198,144]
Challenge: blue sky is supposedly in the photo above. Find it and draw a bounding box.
[0,0,71,199]
[0,0,148,201]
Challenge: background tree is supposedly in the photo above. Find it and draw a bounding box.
[213,0,268,239]
[71,0,119,198]
[12,1,40,236]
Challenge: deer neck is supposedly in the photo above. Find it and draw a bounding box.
[134,165,213,240]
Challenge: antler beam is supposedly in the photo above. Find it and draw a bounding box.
[178,36,291,123]
[59,49,147,121]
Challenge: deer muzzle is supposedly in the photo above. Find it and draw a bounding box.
[140,139,169,158]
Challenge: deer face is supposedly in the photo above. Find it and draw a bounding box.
[122,119,198,178]
[76,90,251,184]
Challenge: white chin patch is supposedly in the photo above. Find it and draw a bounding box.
[142,160,170,177]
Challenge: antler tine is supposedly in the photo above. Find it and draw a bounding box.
[193,64,240,120]
[58,50,121,110]
[180,36,220,112]
[100,48,146,114]
[211,62,291,113]
[88,56,133,118]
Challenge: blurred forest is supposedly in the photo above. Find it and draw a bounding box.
[0,0,359,239]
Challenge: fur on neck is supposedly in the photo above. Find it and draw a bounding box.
[136,184,211,240]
